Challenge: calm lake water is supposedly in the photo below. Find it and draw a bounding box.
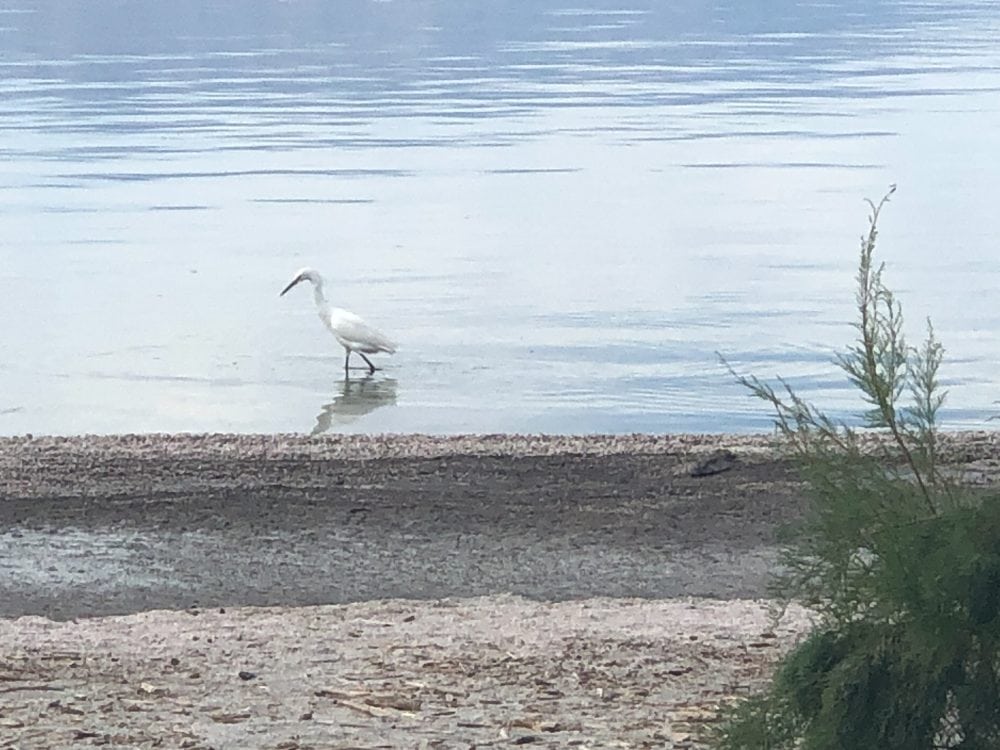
[3,1,1000,435]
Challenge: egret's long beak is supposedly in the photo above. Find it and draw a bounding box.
[279,276,302,297]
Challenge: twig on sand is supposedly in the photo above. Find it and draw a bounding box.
[0,684,64,694]
[315,688,422,716]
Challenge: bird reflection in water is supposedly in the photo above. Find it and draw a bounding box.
[310,377,398,435]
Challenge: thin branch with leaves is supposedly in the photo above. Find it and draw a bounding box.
[714,187,1000,750]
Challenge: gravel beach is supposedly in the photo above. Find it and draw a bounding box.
[2,431,998,748]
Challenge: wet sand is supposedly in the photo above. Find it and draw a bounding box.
[3,431,998,620]
[0,433,817,620]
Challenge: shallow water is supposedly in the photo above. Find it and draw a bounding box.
[2,1,1000,435]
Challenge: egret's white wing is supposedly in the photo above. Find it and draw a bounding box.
[326,308,397,353]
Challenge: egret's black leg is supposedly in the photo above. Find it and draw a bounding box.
[344,349,351,376]
[359,352,378,375]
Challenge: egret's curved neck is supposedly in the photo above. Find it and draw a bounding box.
[311,279,329,311]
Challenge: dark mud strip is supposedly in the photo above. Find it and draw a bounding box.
[0,434,819,619]
[5,431,950,620]
[11,428,1000,621]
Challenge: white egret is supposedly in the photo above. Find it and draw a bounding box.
[280,267,396,376]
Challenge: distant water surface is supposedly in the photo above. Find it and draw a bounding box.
[2,1,1000,435]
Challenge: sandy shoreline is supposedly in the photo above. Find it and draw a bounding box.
[2,431,998,747]
[1,432,813,619]
[0,595,816,749]
[2,431,999,619]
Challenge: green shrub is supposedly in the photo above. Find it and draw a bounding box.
[717,187,1000,749]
